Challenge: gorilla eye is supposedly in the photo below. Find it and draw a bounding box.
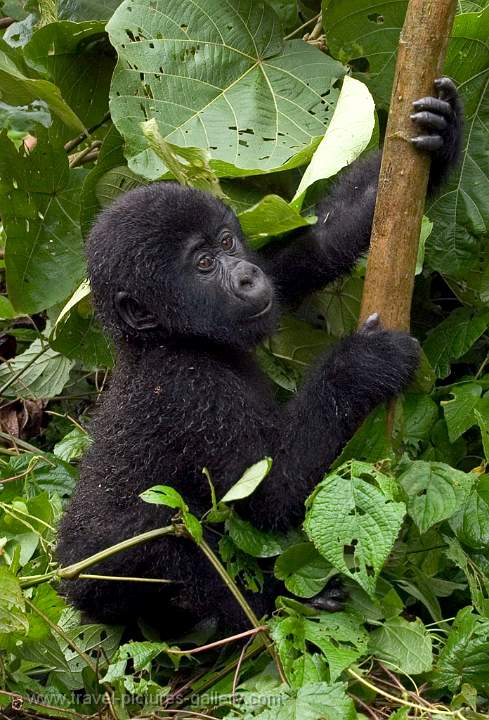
[220,233,235,252]
[197,254,215,271]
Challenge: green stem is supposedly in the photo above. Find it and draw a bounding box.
[198,538,286,683]
[198,539,261,627]
[59,526,175,579]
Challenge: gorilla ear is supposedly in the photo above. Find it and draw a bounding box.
[114,291,159,331]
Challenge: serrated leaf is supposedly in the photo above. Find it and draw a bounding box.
[54,427,92,463]
[226,513,283,558]
[445,536,489,613]
[475,406,489,460]
[0,131,87,313]
[433,607,489,693]
[107,0,346,179]
[399,461,476,534]
[221,458,272,503]
[301,275,363,338]
[0,337,73,399]
[274,542,332,598]
[369,617,433,675]
[79,125,146,236]
[101,641,165,683]
[423,308,489,379]
[304,463,405,596]
[304,613,368,682]
[450,475,489,550]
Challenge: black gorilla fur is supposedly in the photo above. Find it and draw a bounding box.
[57,78,463,636]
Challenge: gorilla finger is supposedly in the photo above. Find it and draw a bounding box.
[434,76,458,101]
[309,597,345,612]
[360,312,381,333]
[411,135,443,152]
[324,586,348,601]
[412,96,452,118]
[411,111,448,132]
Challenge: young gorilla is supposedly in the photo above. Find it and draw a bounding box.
[57,78,462,635]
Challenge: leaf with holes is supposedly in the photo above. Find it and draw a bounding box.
[274,542,332,598]
[322,0,407,108]
[107,0,346,179]
[399,461,476,534]
[0,130,87,313]
[303,462,406,597]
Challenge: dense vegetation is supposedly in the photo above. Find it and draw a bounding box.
[0,0,489,718]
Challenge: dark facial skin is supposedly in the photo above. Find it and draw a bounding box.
[181,227,274,322]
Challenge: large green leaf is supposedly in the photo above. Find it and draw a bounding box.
[304,462,406,596]
[274,542,332,598]
[450,475,489,550]
[0,337,73,399]
[58,0,123,21]
[50,281,114,368]
[107,0,346,179]
[426,8,489,285]
[434,607,489,693]
[292,75,375,206]
[0,131,87,313]
[423,307,489,379]
[442,382,489,441]
[0,41,84,131]
[322,0,407,108]
[24,21,116,129]
[369,617,433,675]
[399,461,475,534]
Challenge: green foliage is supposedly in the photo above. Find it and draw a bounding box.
[0,0,489,717]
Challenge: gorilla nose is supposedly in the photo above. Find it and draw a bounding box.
[232,262,271,307]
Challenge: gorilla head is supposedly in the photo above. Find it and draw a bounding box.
[87,183,279,349]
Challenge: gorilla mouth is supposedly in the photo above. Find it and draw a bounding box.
[248,299,273,320]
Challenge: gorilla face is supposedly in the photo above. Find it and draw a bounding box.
[87,182,279,348]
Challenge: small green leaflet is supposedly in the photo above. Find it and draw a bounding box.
[221,457,272,503]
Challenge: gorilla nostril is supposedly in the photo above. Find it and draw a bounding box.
[240,276,254,289]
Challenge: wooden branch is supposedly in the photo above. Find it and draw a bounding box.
[359,0,457,331]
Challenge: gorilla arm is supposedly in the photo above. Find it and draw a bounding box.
[261,77,463,305]
[236,318,419,531]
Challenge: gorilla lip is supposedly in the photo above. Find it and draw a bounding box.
[248,298,273,320]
